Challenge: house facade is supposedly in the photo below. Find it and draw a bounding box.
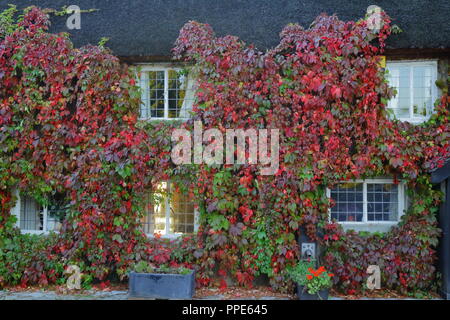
[2,0,449,296]
[5,0,449,231]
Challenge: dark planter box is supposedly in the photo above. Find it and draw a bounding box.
[129,270,195,299]
[297,284,329,300]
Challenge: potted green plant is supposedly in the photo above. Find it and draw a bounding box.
[289,259,333,300]
[129,261,195,299]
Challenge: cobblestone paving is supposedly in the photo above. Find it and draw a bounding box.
[0,290,438,300]
[0,290,129,300]
[0,290,293,300]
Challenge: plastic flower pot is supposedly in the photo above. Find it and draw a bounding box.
[297,284,329,300]
[128,270,195,299]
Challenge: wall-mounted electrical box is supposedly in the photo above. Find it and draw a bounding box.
[301,243,316,259]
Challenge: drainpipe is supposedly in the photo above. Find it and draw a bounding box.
[439,179,450,299]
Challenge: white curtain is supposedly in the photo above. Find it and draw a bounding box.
[179,74,196,118]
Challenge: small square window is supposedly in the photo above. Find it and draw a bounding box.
[15,193,67,233]
[139,67,195,120]
[329,179,405,225]
[386,61,438,123]
[142,182,196,236]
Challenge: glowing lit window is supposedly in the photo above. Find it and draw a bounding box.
[142,182,196,236]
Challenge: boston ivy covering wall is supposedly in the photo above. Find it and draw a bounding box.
[0,6,157,286]
[0,6,449,294]
[172,12,449,294]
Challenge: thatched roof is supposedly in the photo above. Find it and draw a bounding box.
[3,0,450,60]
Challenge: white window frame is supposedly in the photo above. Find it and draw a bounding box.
[326,178,406,232]
[385,60,438,124]
[10,189,56,235]
[138,64,193,121]
[145,182,199,239]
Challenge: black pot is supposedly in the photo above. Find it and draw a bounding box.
[297,284,329,300]
[129,271,195,299]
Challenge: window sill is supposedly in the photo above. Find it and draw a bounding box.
[146,232,195,240]
[19,230,189,239]
[19,230,59,235]
[138,117,190,122]
[339,222,398,233]
[394,118,429,124]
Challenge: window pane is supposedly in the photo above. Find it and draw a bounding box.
[149,71,165,118]
[330,183,363,222]
[47,195,69,232]
[412,66,432,117]
[387,66,410,118]
[139,73,148,118]
[169,184,195,234]
[143,183,167,235]
[168,70,187,119]
[20,195,43,231]
[367,183,398,222]
[142,194,154,234]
